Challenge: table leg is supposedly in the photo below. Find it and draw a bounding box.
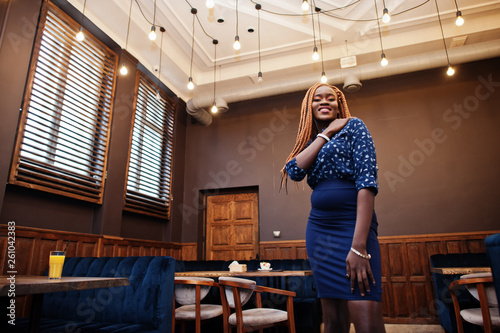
[29,294,44,333]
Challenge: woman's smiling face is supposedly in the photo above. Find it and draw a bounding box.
[312,85,339,125]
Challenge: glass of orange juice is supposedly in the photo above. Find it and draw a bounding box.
[49,251,65,279]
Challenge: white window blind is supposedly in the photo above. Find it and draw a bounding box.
[9,1,117,203]
[125,73,175,219]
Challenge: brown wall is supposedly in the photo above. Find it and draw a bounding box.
[181,58,500,243]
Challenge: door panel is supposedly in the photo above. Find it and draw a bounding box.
[206,191,259,261]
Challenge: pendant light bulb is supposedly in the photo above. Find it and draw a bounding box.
[312,46,319,61]
[233,35,241,50]
[156,91,161,100]
[382,8,391,24]
[119,63,128,75]
[301,1,310,12]
[76,27,85,41]
[187,77,194,90]
[206,0,215,9]
[380,53,388,67]
[149,26,157,41]
[321,72,327,83]
[447,65,455,76]
[211,103,218,113]
[455,11,464,26]
[257,71,263,83]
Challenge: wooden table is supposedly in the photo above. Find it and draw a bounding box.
[430,267,491,275]
[1,276,129,333]
[175,270,313,278]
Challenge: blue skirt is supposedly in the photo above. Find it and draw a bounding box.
[306,179,382,301]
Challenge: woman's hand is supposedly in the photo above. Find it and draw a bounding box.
[346,249,375,297]
[323,117,351,137]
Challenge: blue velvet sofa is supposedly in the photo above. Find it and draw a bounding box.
[175,259,321,333]
[430,253,489,333]
[9,256,176,333]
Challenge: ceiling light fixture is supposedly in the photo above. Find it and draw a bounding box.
[149,0,157,41]
[206,0,215,9]
[256,3,263,83]
[374,0,388,67]
[434,0,455,76]
[301,0,310,13]
[211,39,218,113]
[75,0,87,41]
[454,0,464,26]
[188,7,196,90]
[233,0,241,50]
[156,27,165,100]
[316,6,327,83]
[382,0,390,24]
[120,0,134,76]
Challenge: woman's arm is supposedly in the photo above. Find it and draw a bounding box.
[346,188,376,297]
[295,118,350,170]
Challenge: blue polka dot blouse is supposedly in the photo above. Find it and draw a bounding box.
[285,118,379,194]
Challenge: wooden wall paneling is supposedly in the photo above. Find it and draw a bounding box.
[181,242,197,260]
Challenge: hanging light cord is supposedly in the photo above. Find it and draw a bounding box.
[311,1,317,49]
[314,2,325,73]
[454,0,460,10]
[257,5,261,73]
[125,0,133,49]
[81,0,87,25]
[434,0,451,64]
[235,0,239,36]
[189,13,195,77]
[158,28,163,82]
[153,0,156,27]
[213,40,217,104]
[374,0,384,53]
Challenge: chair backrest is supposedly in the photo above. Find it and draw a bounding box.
[174,277,214,305]
[460,272,498,307]
[486,233,500,311]
[218,276,256,308]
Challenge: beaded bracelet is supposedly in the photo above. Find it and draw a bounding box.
[350,247,371,260]
[317,133,330,142]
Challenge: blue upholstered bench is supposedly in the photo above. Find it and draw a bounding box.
[9,256,176,333]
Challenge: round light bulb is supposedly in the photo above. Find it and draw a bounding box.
[382,8,390,24]
[321,72,327,83]
[257,72,263,83]
[301,1,309,12]
[211,104,218,113]
[312,47,319,61]
[149,26,157,41]
[76,27,85,41]
[233,36,241,50]
[206,0,215,9]
[455,11,464,26]
[380,53,388,67]
[447,66,455,76]
[119,64,128,75]
[156,91,161,100]
[187,77,194,90]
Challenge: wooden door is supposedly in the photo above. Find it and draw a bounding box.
[206,192,259,261]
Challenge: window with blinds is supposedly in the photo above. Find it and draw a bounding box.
[9,1,117,203]
[124,73,175,219]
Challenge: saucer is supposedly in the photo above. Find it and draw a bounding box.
[258,268,272,271]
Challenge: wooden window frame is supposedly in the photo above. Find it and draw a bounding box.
[124,71,175,219]
[9,1,118,204]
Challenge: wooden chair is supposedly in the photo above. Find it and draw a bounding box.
[173,277,223,333]
[449,272,500,333]
[218,276,296,333]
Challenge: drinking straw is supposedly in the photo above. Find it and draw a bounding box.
[63,240,71,252]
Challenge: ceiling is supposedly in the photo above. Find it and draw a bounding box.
[68,0,500,104]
